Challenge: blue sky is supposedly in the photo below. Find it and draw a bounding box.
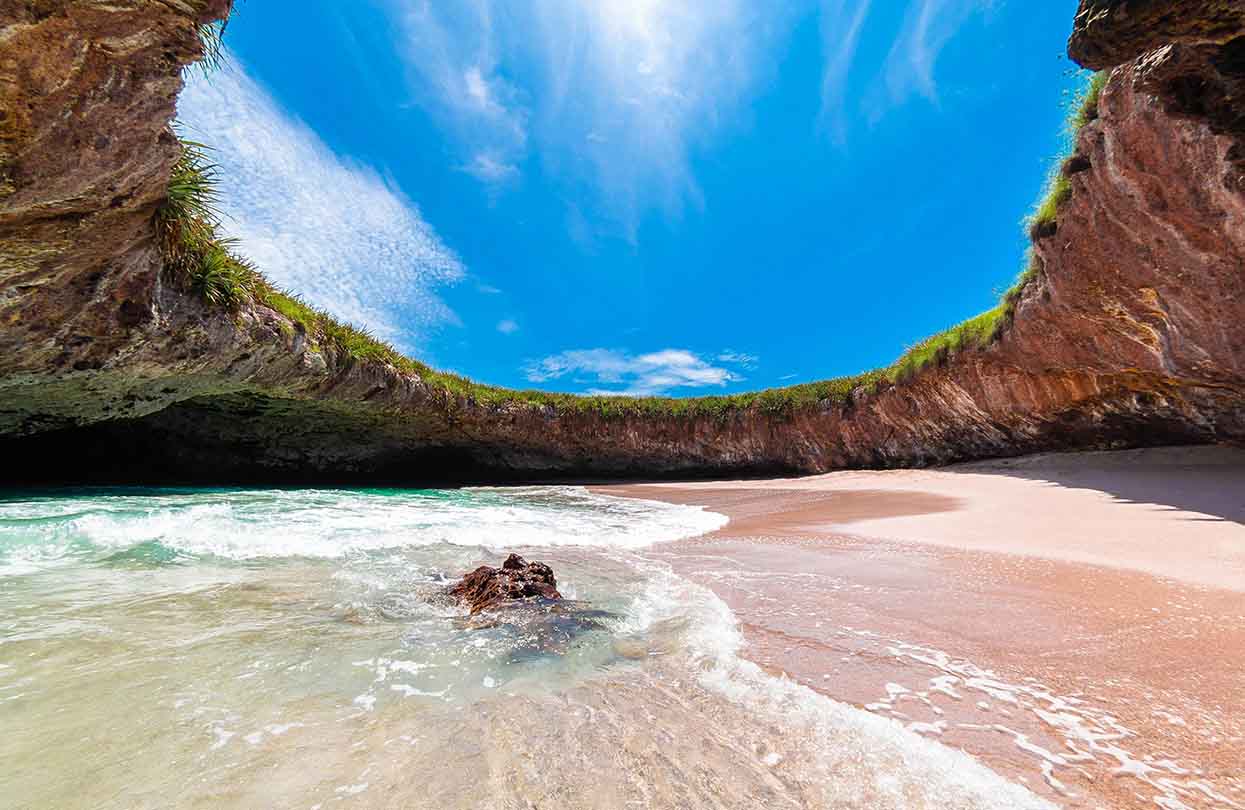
[179,0,1084,396]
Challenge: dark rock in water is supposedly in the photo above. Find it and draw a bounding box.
[448,553,563,614]
[444,554,613,658]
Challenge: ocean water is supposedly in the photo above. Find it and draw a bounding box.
[0,487,1052,809]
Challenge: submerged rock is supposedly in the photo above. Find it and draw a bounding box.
[456,602,617,659]
[448,553,563,614]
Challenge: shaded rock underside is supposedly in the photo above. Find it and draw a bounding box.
[0,0,1243,485]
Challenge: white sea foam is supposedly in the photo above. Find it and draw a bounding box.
[0,486,726,567]
[876,638,1239,809]
[1,486,1072,808]
[0,544,76,577]
[624,561,1057,809]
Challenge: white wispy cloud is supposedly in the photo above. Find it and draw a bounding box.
[391,0,800,230]
[525,348,746,396]
[717,350,760,370]
[819,0,874,139]
[462,150,520,184]
[393,0,997,223]
[178,58,464,352]
[876,0,993,110]
[398,2,528,189]
[496,319,519,335]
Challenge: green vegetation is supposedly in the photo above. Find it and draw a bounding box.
[1027,70,1107,238]
[162,26,1107,418]
[1029,171,1073,237]
[157,140,425,358]
[1072,70,1108,132]
[195,20,228,75]
[883,260,1034,384]
[897,72,1105,384]
[157,140,260,308]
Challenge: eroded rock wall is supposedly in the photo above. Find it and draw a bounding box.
[0,0,1242,483]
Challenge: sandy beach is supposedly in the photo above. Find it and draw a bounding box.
[596,445,1245,810]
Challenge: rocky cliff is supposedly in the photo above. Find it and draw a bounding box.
[1,0,1243,484]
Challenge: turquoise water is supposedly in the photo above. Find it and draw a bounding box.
[0,487,1051,809]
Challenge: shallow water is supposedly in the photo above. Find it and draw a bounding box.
[0,487,1052,809]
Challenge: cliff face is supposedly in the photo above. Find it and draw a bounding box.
[0,1,1243,484]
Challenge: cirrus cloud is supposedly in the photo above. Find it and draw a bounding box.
[874,0,995,111]
[178,56,465,354]
[391,0,801,232]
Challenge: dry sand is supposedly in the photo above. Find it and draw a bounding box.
[595,445,1245,810]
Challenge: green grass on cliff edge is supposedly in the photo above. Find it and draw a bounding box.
[161,29,1108,417]
[1029,71,1108,238]
[888,69,1107,387]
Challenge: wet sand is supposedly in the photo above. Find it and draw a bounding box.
[596,446,1245,810]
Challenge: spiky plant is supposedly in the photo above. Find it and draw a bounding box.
[195,20,229,75]
[157,140,220,250]
[185,238,256,307]
[156,139,258,309]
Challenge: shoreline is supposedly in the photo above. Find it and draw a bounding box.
[595,445,1245,810]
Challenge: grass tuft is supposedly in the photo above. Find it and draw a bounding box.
[195,20,229,75]
[1027,70,1107,240]
[878,74,1107,380]
[157,139,260,309]
[883,255,1039,383]
[158,140,220,232]
[189,238,258,307]
[1029,172,1073,239]
[1072,70,1108,131]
